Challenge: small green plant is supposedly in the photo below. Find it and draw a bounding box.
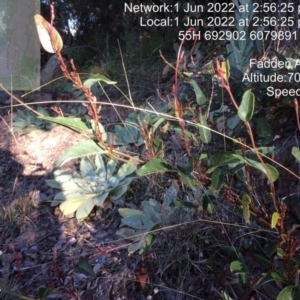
[118,183,198,253]
[47,154,137,220]
[13,106,54,134]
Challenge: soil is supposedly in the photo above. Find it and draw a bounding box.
[1,80,300,300]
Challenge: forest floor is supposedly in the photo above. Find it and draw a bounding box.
[1,57,300,300]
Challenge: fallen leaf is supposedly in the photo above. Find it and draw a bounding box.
[136,268,148,289]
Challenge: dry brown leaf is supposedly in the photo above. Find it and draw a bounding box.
[34,14,63,53]
[136,268,148,290]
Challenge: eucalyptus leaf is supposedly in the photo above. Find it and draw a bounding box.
[77,256,96,277]
[238,89,255,122]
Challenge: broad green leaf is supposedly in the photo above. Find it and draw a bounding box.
[95,154,106,177]
[238,89,255,122]
[177,164,196,190]
[38,116,90,132]
[202,195,218,214]
[136,159,173,176]
[139,233,156,254]
[119,208,142,218]
[230,260,248,274]
[77,256,96,277]
[207,151,241,173]
[242,194,251,224]
[277,248,285,258]
[211,168,224,190]
[106,159,117,178]
[292,147,300,163]
[55,140,108,169]
[221,59,230,80]
[277,286,300,300]
[189,79,207,105]
[257,117,271,138]
[80,157,97,177]
[227,114,241,130]
[110,185,128,200]
[117,161,137,180]
[93,192,109,205]
[164,184,178,205]
[54,191,90,201]
[120,211,157,230]
[38,287,52,300]
[253,272,290,290]
[83,74,117,88]
[271,212,280,228]
[233,154,279,183]
[199,112,211,144]
[76,200,95,220]
[59,198,87,215]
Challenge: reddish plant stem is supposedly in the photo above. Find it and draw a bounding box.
[215,59,278,214]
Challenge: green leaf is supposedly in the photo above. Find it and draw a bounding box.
[77,256,96,277]
[277,248,285,258]
[271,212,280,228]
[233,154,279,183]
[139,233,156,254]
[119,208,158,230]
[230,260,248,274]
[110,185,128,200]
[253,272,290,290]
[136,159,173,176]
[238,89,255,122]
[80,157,97,177]
[164,184,178,204]
[227,114,241,130]
[177,164,196,190]
[76,199,95,220]
[55,140,108,169]
[199,112,211,143]
[277,286,300,300]
[211,168,224,190]
[202,195,218,213]
[116,160,137,180]
[38,116,90,132]
[38,287,52,300]
[119,208,142,218]
[242,194,251,224]
[221,59,230,80]
[59,198,89,215]
[207,151,241,173]
[83,74,117,88]
[189,79,207,105]
[292,147,300,163]
[93,192,109,205]
[257,117,271,137]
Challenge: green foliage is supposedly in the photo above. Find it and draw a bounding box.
[13,107,54,134]
[77,257,96,277]
[47,154,137,220]
[238,89,255,122]
[118,183,196,253]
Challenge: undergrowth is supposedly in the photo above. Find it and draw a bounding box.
[2,1,300,299]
